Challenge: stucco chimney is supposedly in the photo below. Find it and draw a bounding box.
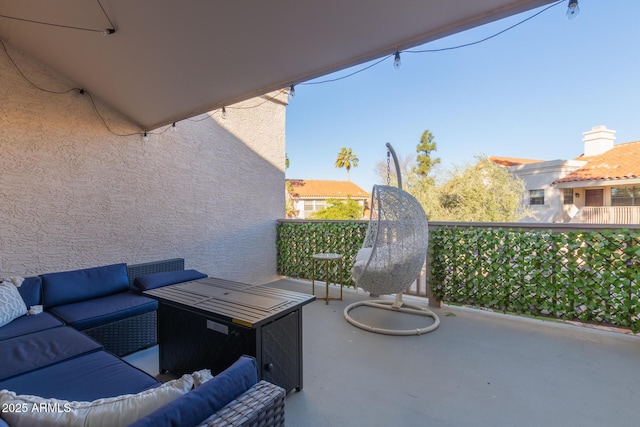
[582,125,615,157]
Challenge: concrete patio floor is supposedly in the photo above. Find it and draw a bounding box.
[268,278,639,427]
[126,278,640,427]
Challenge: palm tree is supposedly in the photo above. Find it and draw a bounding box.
[335,147,359,181]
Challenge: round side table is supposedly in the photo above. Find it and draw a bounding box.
[311,253,344,304]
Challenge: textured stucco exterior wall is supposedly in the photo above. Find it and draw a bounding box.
[0,44,286,284]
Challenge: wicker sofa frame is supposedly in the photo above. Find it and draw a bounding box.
[206,380,285,427]
[81,258,185,356]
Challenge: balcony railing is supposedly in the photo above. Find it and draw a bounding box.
[277,220,640,332]
[571,206,640,224]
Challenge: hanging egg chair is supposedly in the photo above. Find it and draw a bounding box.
[344,143,440,335]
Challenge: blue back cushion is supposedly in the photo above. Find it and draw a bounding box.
[48,293,157,330]
[134,269,207,291]
[41,263,129,308]
[129,356,258,427]
[17,276,42,307]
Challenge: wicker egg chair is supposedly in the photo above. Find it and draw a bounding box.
[343,143,439,335]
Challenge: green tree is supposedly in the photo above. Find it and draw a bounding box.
[310,198,363,220]
[435,156,530,222]
[405,171,444,220]
[414,130,441,179]
[335,147,359,181]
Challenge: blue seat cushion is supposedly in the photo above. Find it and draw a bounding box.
[0,327,102,381]
[47,292,158,330]
[129,356,259,427]
[0,350,160,401]
[134,269,207,291]
[0,312,63,341]
[17,276,42,308]
[41,263,129,308]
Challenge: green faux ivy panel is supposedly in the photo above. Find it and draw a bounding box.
[276,221,639,332]
[430,226,640,333]
[276,221,368,288]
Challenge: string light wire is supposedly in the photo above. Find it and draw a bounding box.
[95,0,116,32]
[0,0,116,34]
[405,0,563,54]
[227,89,288,110]
[1,0,565,134]
[0,13,106,33]
[298,0,563,86]
[300,55,391,86]
[0,40,77,94]
[84,91,141,137]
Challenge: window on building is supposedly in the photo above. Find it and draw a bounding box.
[563,188,574,205]
[303,199,326,213]
[611,186,640,206]
[529,189,544,205]
[303,201,314,212]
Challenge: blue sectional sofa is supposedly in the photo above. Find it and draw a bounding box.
[0,260,285,426]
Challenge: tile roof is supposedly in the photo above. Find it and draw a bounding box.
[489,156,545,167]
[554,141,640,184]
[286,179,370,199]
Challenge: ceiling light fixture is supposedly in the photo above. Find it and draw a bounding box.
[221,107,227,119]
[393,51,402,70]
[102,28,116,36]
[142,132,149,142]
[566,0,579,20]
[288,85,295,100]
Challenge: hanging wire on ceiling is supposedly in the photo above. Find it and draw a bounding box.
[226,89,288,110]
[95,0,116,33]
[83,90,141,137]
[296,0,564,87]
[1,0,570,135]
[0,40,77,95]
[299,55,392,86]
[405,0,564,54]
[0,37,286,137]
[0,0,116,34]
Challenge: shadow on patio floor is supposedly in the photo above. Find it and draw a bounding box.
[265,278,640,427]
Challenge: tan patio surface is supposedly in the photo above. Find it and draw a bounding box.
[126,278,640,427]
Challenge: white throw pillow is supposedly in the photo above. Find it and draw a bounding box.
[192,369,214,387]
[0,281,27,327]
[0,374,194,427]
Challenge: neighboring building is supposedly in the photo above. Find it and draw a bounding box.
[491,157,587,223]
[286,179,370,219]
[492,126,640,224]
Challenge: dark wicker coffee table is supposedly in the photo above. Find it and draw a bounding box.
[145,277,315,392]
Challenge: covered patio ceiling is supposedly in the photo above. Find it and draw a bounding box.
[0,0,556,131]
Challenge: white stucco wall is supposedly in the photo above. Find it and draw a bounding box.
[0,43,286,284]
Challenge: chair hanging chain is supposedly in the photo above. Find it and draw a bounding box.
[386,149,391,185]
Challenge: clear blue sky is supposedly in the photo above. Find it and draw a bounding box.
[285,0,640,193]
